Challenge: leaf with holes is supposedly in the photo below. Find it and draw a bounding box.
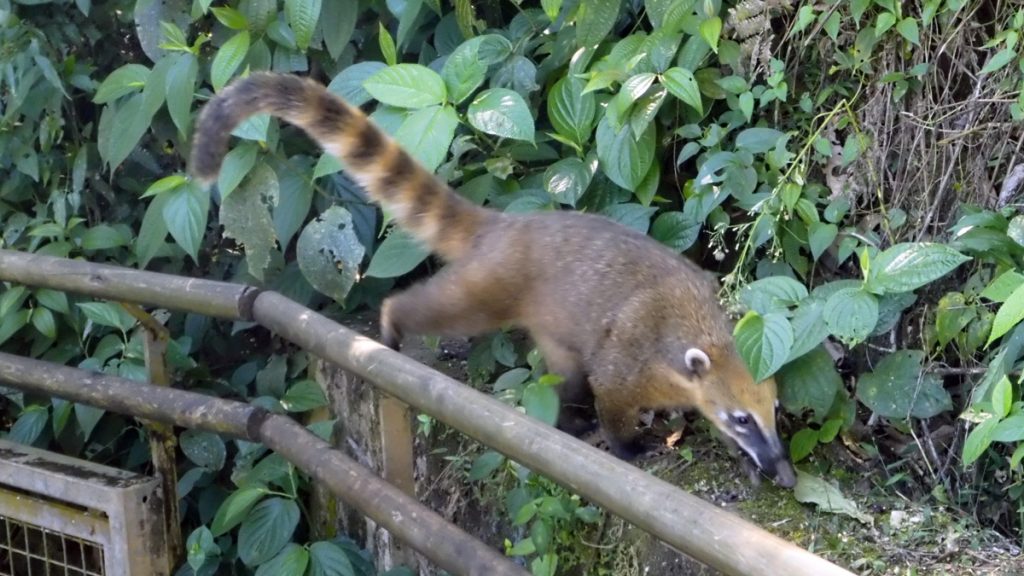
[180,429,227,471]
[734,311,794,382]
[222,163,279,281]
[856,350,952,419]
[297,207,365,302]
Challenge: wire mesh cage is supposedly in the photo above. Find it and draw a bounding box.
[0,440,169,575]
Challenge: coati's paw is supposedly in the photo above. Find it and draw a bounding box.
[606,436,649,461]
[380,328,402,351]
[557,410,599,438]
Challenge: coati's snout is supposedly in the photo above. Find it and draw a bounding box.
[725,422,797,489]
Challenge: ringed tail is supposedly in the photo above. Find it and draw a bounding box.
[190,72,488,261]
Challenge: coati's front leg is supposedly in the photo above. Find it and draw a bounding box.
[592,381,650,460]
[535,336,596,437]
[380,265,517,350]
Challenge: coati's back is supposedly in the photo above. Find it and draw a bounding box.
[191,72,796,488]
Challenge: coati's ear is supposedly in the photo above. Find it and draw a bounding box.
[684,347,711,375]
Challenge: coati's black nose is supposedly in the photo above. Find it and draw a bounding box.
[772,459,797,488]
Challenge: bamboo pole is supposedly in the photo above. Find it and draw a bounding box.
[0,352,527,576]
[0,249,856,576]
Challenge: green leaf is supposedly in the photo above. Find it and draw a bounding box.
[823,287,878,344]
[606,73,656,130]
[601,203,657,234]
[662,67,702,114]
[988,282,1024,346]
[162,182,209,262]
[137,194,171,267]
[739,276,807,315]
[738,91,754,121]
[576,0,620,47]
[544,158,592,207]
[963,417,998,466]
[9,407,48,446]
[851,0,870,20]
[793,472,873,524]
[211,6,248,30]
[736,127,785,154]
[93,64,150,103]
[77,302,136,331]
[218,142,260,199]
[281,380,327,412]
[180,429,227,470]
[97,93,149,172]
[321,0,358,60]
[211,31,251,92]
[238,498,300,566]
[297,207,366,302]
[211,487,268,536]
[286,0,322,51]
[547,76,596,146]
[327,62,387,107]
[31,308,57,339]
[992,375,1012,419]
[255,544,309,576]
[522,381,559,426]
[864,242,971,295]
[982,269,1024,302]
[393,105,459,173]
[365,228,429,278]
[222,163,279,281]
[35,290,69,314]
[468,450,506,481]
[364,64,446,109]
[935,292,974,347]
[896,17,920,46]
[595,116,655,191]
[808,222,838,261]
[856,350,952,419]
[789,428,818,463]
[467,88,535,143]
[165,53,198,137]
[734,311,794,382]
[0,309,30,348]
[651,210,700,252]
[441,39,488,105]
[875,11,897,36]
[378,22,397,66]
[81,224,131,250]
[778,346,841,421]
[699,16,722,53]
[981,48,1016,75]
[308,541,356,576]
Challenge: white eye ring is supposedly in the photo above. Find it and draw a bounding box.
[684,348,710,372]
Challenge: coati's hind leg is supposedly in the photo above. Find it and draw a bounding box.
[590,371,670,461]
[380,265,517,350]
[535,336,596,437]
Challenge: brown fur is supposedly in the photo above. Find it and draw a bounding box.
[190,72,796,487]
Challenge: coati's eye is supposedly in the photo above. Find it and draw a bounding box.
[730,412,751,426]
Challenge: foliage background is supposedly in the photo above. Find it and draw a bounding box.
[2,0,1024,574]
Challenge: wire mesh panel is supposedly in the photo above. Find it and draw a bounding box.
[0,514,105,576]
[0,440,168,575]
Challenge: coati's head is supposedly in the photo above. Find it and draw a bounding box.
[669,345,797,489]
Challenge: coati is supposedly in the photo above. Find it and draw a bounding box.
[191,72,797,488]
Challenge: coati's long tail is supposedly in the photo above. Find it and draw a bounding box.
[190,72,489,261]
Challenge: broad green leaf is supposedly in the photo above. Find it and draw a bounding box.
[606,73,656,130]
[162,181,210,262]
[238,498,300,566]
[601,203,657,234]
[576,0,620,47]
[595,116,655,191]
[734,311,794,381]
[699,16,722,53]
[864,243,970,295]
[739,276,807,315]
[662,67,702,114]
[93,64,150,103]
[793,471,873,524]
[222,163,279,281]
[467,88,535,143]
[992,375,1012,419]
[297,207,365,302]
[97,93,149,172]
[935,292,974,347]
[778,346,841,421]
[211,6,248,29]
[981,269,1024,302]
[35,290,68,314]
[180,429,227,470]
[992,413,1024,443]
[896,17,920,46]
[541,0,562,20]
[875,11,897,36]
[218,142,260,199]
[272,156,315,249]
[963,416,998,465]
[547,76,596,146]
[808,222,838,261]
[81,224,131,250]
[255,544,309,576]
[823,287,878,343]
[8,407,48,446]
[364,64,446,109]
[468,450,506,481]
[378,22,397,66]
[856,350,952,419]
[651,210,700,252]
[522,381,559,426]
[981,48,1016,75]
[327,62,387,107]
[441,39,488,105]
[308,541,356,576]
[281,380,327,412]
[738,91,754,121]
[165,53,198,137]
[77,302,136,331]
[365,228,429,278]
[736,127,785,154]
[789,428,818,463]
[988,282,1024,346]
[286,0,322,51]
[211,487,268,536]
[0,309,30,348]
[31,308,56,339]
[136,194,170,268]
[321,0,358,60]
[544,158,592,207]
[1008,215,1024,247]
[393,105,459,173]
[240,0,276,31]
[211,31,251,91]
